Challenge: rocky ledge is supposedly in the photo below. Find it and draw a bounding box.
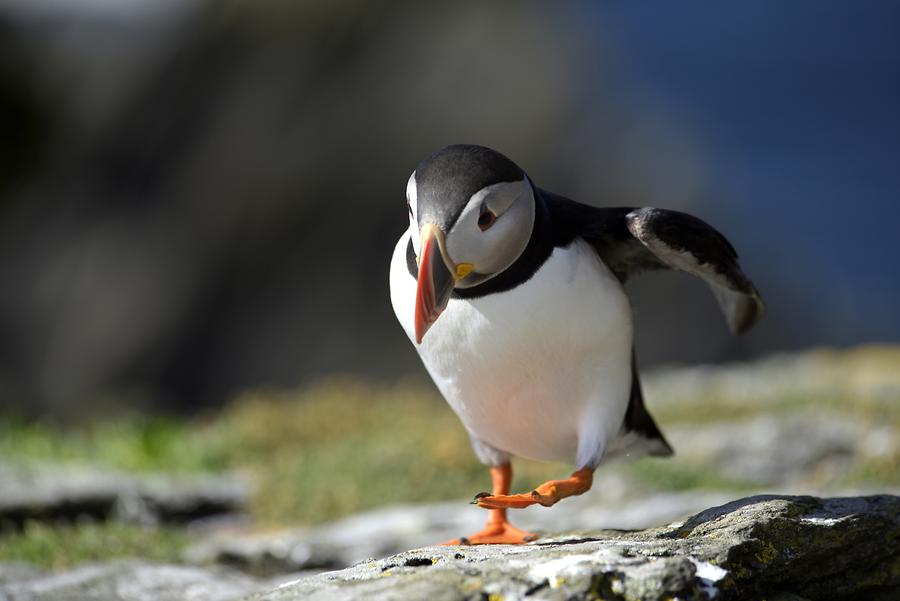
[254,494,900,601]
[1,494,898,601]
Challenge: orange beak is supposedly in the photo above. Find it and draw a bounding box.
[414,224,456,344]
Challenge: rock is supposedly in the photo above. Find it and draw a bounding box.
[0,560,292,601]
[249,494,900,601]
[0,562,44,586]
[0,464,248,528]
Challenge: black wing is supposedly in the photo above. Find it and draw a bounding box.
[544,191,765,335]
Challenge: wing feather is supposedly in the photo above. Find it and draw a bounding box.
[624,208,765,334]
[542,191,764,335]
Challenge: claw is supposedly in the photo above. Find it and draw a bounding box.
[471,491,491,504]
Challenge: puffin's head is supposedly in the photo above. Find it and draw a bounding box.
[406,144,536,344]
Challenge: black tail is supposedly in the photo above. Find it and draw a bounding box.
[623,350,674,457]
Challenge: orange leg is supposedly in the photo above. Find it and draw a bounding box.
[474,467,594,510]
[442,464,537,545]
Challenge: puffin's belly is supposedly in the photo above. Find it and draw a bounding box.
[389,234,633,464]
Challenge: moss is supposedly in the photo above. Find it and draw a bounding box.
[586,572,626,601]
[754,541,779,565]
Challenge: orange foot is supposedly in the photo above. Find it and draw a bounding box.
[442,463,540,545]
[442,521,537,545]
[474,467,594,510]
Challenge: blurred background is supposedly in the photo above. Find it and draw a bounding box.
[0,0,899,578]
[1,0,898,417]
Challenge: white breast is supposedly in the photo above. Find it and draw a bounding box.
[389,231,634,467]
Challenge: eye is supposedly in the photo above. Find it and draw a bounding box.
[406,198,413,217]
[477,208,497,231]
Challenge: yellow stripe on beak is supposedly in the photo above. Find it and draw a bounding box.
[455,263,474,280]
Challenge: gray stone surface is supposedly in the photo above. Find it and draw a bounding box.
[0,563,44,587]
[0,464,248,527]
[250,494,900,601]
[0,560,285,601]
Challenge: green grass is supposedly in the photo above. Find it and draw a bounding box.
[0,417,229,473]
[0,522,188,570]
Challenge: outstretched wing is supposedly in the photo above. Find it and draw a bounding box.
[544,192,765,335]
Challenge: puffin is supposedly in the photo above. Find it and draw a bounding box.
[389,144,764,545]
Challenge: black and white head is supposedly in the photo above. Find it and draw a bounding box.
[406,144,536,343]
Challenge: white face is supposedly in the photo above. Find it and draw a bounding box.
[406,172,421,255]
[406,171,535,287]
